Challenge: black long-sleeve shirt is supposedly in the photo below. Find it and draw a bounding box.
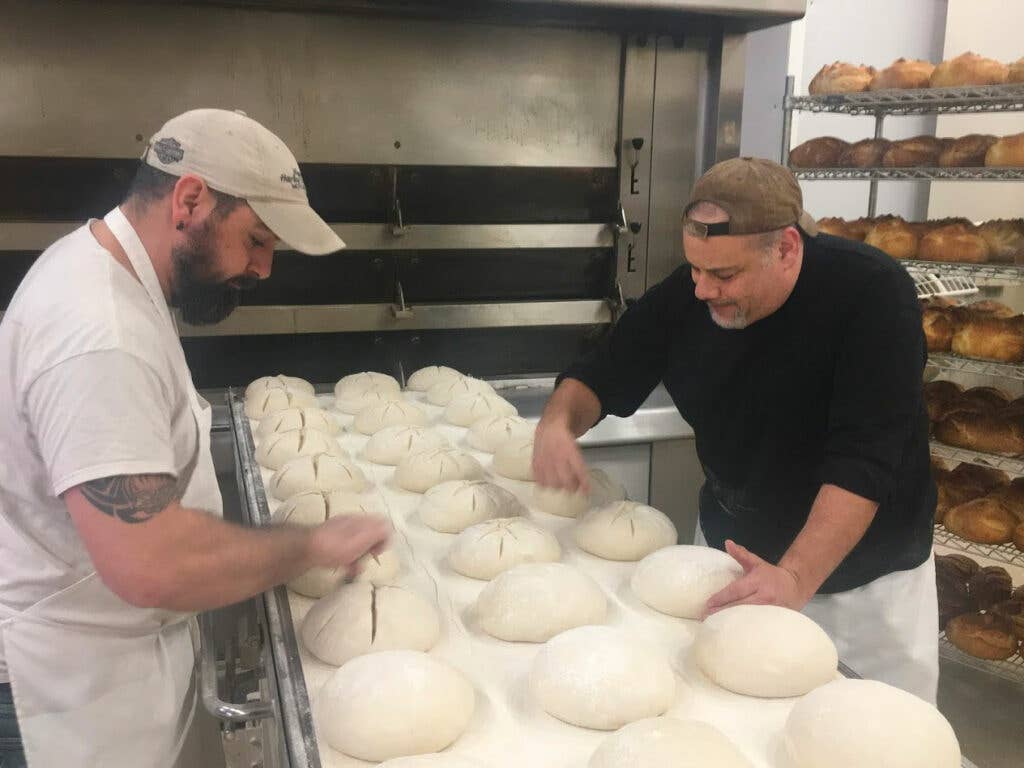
[562,233,934,593]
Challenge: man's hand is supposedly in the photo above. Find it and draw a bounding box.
[532,417,590,494]
[704,540,813,616]
[308,515,391,579]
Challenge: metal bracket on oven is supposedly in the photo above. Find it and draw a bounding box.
[614,202,628,234]
[198,611,276,724]
[392,280,414,319]
[608,280,628,321]
[390,167,407,237]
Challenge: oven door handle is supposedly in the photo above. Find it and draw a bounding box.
[198,609,277,723]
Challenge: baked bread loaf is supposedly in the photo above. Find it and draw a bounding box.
[1009,57,1024,84]
[945,613,1018,660]
[951,315,1024,362]
[934,409,1024,455]
[924,380,963,422]
[918,224,990,263]
[957,385,1011,413]
[808,62,875,94]
[938,134,998,167]
[949,462,1010,492]
[816,217,854,238]
[789,137,849,168]
[934,464,1005,523]
[923,307,955,352]
[985,132,1024,167]
[935,554,976,628]
[929,52,1009,87]
[882,136,945,167]
[870,58,935,90]
[837,138,891,168]
[844,218,874,241]
[969,565,1013,610]
[964,299,1017,319]
[864,217,919,259]
[978,220,1024,263]
[943,498,1018,544]
[937,552,981,581]
[989,477,1024,520]
[991,598,1024,642]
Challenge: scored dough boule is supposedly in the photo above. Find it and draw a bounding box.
[531,625,675,730]
[255,407,340,440]
[784,678,960,768]
[475,562,606,642]
[448,518,562,580]
[354,400,429,435]
[493,436,535,481]
[630,545,742,619]
[335,387,402,416]
[467,414,535,453]
[364,425,450,465]
[695,604,837,698]
[317,650,475,762]
[288,548,400,598]
[245,374,315,400]
[574,501,677,561]
[271,489,381,526]
[406,365,463,393]
[301,582,440,666]
[269,453,369,500]
[419,480,525,533]
[244,388,318,420]
[426,376,494,406]
[588,717,752,768]
[254,428,345,470]
[532,468,626,518]
[395,448,484,493]
[334,371,401,399]
[444,393,518,427]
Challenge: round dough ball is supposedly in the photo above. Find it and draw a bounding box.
[354,400,430,435]
[255,407,340,440]
[269,454,369,501]
[531,625,675,730]
[588,717,752,768]
[444,393,518,427]
[245,374,315,400]
[426,376,494,406]
[532,468,626,518]
[631,545,742,619]
[334,371,401,399]
[379,757,484,768]
[476,562,606,642]
[784,679,960,768]
[244,388,318,420]
[695,604,837,698]
[271,489,381,526]
[395,448,484,494]
[467,414,535,453]
[574,502,677,561]
[336,387,402,416]
[255,428,345,470]
[288,548,401,598]
[419,480,525,533]
[317,650,474,761]
[449,518,562,580]
[493,436,534,481]
[301,583,440,666]
[364,425,450,465]
[406,365,463,393]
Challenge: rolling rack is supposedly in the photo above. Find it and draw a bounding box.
[783,77,1024,686]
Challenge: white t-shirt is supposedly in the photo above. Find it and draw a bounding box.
[0,222,219,679]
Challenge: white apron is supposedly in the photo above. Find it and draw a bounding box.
[0,208,222,767]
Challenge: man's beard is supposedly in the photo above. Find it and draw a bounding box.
[170,218,256,325]
[707,303,749,330]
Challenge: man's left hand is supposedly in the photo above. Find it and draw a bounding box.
[704,540,812,616]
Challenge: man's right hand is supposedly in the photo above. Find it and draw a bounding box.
[308,515,391,579]
[532,418,590,494]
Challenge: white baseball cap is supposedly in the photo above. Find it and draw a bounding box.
[142,108,344,255]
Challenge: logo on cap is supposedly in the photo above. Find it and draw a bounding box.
[280,168,305,191]
[152,137,184,164]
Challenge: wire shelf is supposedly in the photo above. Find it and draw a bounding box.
[928,353,1024,381]
[787,84,1024,116]
[929,441,1024,475]
[793,167,1024,181]
[933,523,1024,567]
[899,260,1024,282]
[912,272,978,300]
[939,633,1024,686]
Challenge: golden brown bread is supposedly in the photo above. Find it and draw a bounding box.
[943,498,1018,543]
[924,380,963,422]
[963,299,1017,319]
[929,52,1009,88]
[951,315,1024,362]
[934,410,1024,456]
[933,463,1007,523]
[844,218,873,241]
[870,58,935,90]
[945,613,1018,660]
[882,136,946,167]
[923,308,954,352]
[958,385,1011,412]
[991,598,1024,642]
[978,220,1024,264]
[789,137,849,168]
[808,62,876,94]
[816,217,854,238]
[985,132,1024,167]
[949,462,1010,492]
[864,217,919,259]
[837,138,891,168]
[989,478,1024,523]
[969,565,1013,610]
[1009,57,1024,84]
[917,223,990,263]
[939,134,998,167]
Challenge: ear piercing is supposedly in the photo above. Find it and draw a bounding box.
[176,221,185,231]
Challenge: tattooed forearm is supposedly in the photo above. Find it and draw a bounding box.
[79,474,180,523]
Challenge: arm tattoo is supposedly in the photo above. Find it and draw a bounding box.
[79,474,181,524]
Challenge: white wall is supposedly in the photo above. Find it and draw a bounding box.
[928,0,1024,221]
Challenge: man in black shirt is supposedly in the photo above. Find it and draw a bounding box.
[533,157,938,702]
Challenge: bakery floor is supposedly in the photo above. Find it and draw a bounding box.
[938,659,1023,768]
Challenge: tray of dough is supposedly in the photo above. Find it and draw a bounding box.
[229,382,975,768]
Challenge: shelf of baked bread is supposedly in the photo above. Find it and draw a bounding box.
[933,523,1024,568]
[938,632,1024,686]
[900,260,1024,282]
[928,354,1024,381]
[787,84,1024,116]
[929,441,1024,476]
[793,167,1024,182]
